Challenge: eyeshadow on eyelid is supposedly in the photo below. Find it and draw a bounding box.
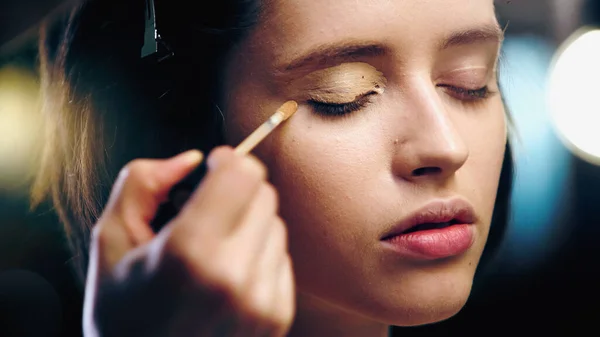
[284,62,388,104]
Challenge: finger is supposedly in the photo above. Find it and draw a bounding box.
[229,184,279,262]
[99,150,202,261]
[254,217,288,279]
[252,255,295,337]
[158,182,277,305]
[173,146,268,237]
[246,219,289,337]
[209,218,287,337]
[272,256,295,337]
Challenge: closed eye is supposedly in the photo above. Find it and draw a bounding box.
[438,84,493,101]
[308,91,378,116]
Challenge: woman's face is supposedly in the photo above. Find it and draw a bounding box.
[222,0,506,327]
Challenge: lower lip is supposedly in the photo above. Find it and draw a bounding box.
[381,224,474,260]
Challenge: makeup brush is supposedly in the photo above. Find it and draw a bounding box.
[151,101,298,231]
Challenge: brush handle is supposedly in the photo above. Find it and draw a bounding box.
[150,159,208,232]
[149,102,297,232]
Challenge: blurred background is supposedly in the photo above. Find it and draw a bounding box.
[1,0,599,336]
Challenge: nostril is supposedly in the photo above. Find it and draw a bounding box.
[412,167,442,176]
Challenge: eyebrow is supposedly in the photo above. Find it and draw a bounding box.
[439,24,505,50]
[274,24,504,76]
[275,43,387,74]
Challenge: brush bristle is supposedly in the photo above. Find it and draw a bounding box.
[278,101,298,120]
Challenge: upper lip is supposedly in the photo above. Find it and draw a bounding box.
[381,197,476,240]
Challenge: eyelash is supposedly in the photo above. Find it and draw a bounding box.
[307,85,492,117]
[439,84,492,101]
[308,92,376,117]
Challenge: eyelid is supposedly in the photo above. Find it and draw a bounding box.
[284,62,388,104]
[306,88,381,105]
[436,66,493,89]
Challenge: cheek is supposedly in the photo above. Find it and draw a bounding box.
[255,108,385,252]
[463,100,507,224]
[260,109,370,219]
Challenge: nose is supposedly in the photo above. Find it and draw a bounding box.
[392,83,469,182]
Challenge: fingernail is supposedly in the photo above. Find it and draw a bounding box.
[206,146,234,170]
[177,150,203,165]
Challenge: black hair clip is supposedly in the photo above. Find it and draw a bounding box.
[141,0,174,62]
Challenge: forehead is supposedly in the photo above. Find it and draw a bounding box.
[252,0,498,61]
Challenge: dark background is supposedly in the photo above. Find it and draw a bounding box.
[1,0,599,336]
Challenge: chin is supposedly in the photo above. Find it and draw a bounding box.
[373,270,476,327]
[389,296,469,327]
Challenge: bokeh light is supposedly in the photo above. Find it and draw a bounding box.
[0,66,41,193]
[548,27,600,166]
[496,36,572,272]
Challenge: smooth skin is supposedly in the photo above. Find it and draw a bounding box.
[223,0,505,335]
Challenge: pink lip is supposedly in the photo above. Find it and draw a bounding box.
[380,198,477,260]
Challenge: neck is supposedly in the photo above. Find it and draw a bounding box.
[287,292,390,337]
